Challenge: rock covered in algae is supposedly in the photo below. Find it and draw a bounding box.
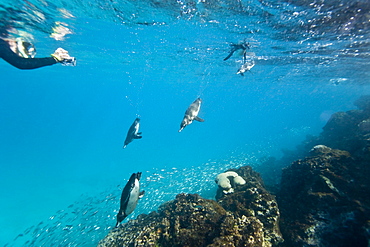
[98,166,283,247]
[307,96,370,160]
[275,96,370,166]
[216,166,283,247]
[98,193,226,247]
[279,145,370,246]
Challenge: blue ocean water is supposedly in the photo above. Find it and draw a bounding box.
[0,0,369,246]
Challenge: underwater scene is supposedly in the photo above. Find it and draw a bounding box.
[0,0,370,246]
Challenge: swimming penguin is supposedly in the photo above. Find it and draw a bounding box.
[123,118,142,148]
[116,172,145,227]
[223,41,250,61]
[179,98,204,132]
[237,60,255,76]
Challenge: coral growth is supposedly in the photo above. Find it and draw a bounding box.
[215,171,246,194]
[99,168,283,247]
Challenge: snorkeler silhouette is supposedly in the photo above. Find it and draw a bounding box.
[223,41,250,62]
[0,37,76,70]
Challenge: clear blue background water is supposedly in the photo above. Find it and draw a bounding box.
[0,0,369,245]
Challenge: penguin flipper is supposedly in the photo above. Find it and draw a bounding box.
[134,135,142,139]
[194,116,204,122]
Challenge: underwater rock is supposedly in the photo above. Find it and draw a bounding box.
[358,118,370,134]
[354,95,370,114]
[283,109,370,162]
[316,108,370,159]
[322,110,365,138]
[216,166,283,247]
[99,166,283,247]
[279,146,370,247]
[98,193,226,247]
[309,144,332,154]
[275,96,370,167]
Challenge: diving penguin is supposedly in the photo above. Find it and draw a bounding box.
[178,98,204,132]
[123,118,142,148]
[116,172,145,227]
[237,60,255,76]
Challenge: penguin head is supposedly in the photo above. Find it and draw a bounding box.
[179,118,192,132]
[237,67,245,75]
[135,172,142,180]
[116,211,126,227]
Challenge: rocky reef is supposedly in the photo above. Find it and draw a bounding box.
[98,95,370,247]
[286,95,370,163]
[216,166,282,246]
[276,95,370,247]
[98,165,283,247]
[279,145,370,246]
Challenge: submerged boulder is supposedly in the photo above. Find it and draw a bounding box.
[320,110,368,155]
[278,145,370,246]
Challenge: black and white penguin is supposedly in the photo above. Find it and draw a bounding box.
[123,118,142,148]
[237,60,255,76]
[116,172,145,227]
[178,98,204,132]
